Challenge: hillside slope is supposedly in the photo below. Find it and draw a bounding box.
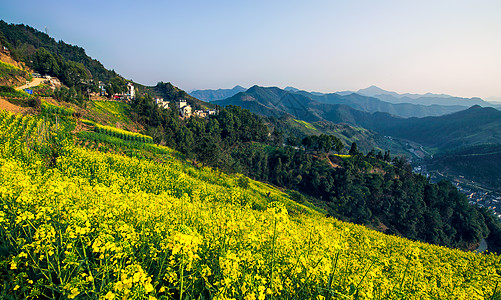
[1,106,500,299]
[373,105,501,150]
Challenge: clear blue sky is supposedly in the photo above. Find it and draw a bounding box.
[2,0,501,100]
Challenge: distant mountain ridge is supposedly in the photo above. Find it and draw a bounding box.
[219,85,472,119]
[297,90,467,118]
[356,85,492,107]
[189,85,246,102]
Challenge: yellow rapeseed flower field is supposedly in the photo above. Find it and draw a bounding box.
[0,110,500,299]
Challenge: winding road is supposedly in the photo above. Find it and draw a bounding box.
[15,78,45,91]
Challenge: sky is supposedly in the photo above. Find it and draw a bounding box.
[2,0,501,100]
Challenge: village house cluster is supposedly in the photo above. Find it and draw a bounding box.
[155,97,217,118]
[29,69,215,119]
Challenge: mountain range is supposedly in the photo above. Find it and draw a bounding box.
[193,84,496,118]
[214,85,501,151]
[355,85,493,107]
[188,85,246,102]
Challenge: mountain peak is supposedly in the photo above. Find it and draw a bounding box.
[357,85,394,97]
[284,86,300,92]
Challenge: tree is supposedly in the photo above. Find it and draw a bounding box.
[349,142,360,156]
[62,61,90,88]
[33,47,60,75]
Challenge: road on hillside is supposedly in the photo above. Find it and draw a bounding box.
[15,78,45,91]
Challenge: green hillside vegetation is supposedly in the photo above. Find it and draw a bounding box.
[0,21,119,84]
[268,115,409,155]
[83,120,154,144]
[1,104,501,299]
[372,106,501,151]
[80,100,137,131]
[0,60,30,86]
[41,100,74,116]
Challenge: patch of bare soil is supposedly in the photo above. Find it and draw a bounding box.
[0,97,29,114]
[0,52,25,69]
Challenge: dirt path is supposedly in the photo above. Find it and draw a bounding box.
[15,78,45,91]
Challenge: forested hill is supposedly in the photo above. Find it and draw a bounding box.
[136,81,213,111]
[0,21,208,109]
[217,85,469,118]
[372,105,501,150]
[0,20,118,83]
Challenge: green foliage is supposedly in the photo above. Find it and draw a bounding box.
[92,123,154,144]
[301,134,343,154]
[0,21,119,83]
[53,86,86,105]
[349,142,360,156]
[236,175,250,189]
[0,86,40,108]
[40,101,74,116]
[0,85,31,98]
[0,60,29,81]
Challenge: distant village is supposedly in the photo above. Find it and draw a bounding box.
[30,73,218,119]
[458,184,501,220]
[153,97,217,118]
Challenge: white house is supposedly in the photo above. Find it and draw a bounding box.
[180,105,192,118]
[155,98,170,109]
[127,82,135,99]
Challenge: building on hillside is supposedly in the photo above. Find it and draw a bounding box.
[155,98,170,109]
[194,110,208,118]
[178,99,188,109]
[98,81,107,96]
[208,109,217,116]
[127,82,135,100]
[180,105,192,118]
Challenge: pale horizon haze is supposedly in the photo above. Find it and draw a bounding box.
[2,0,501,100]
